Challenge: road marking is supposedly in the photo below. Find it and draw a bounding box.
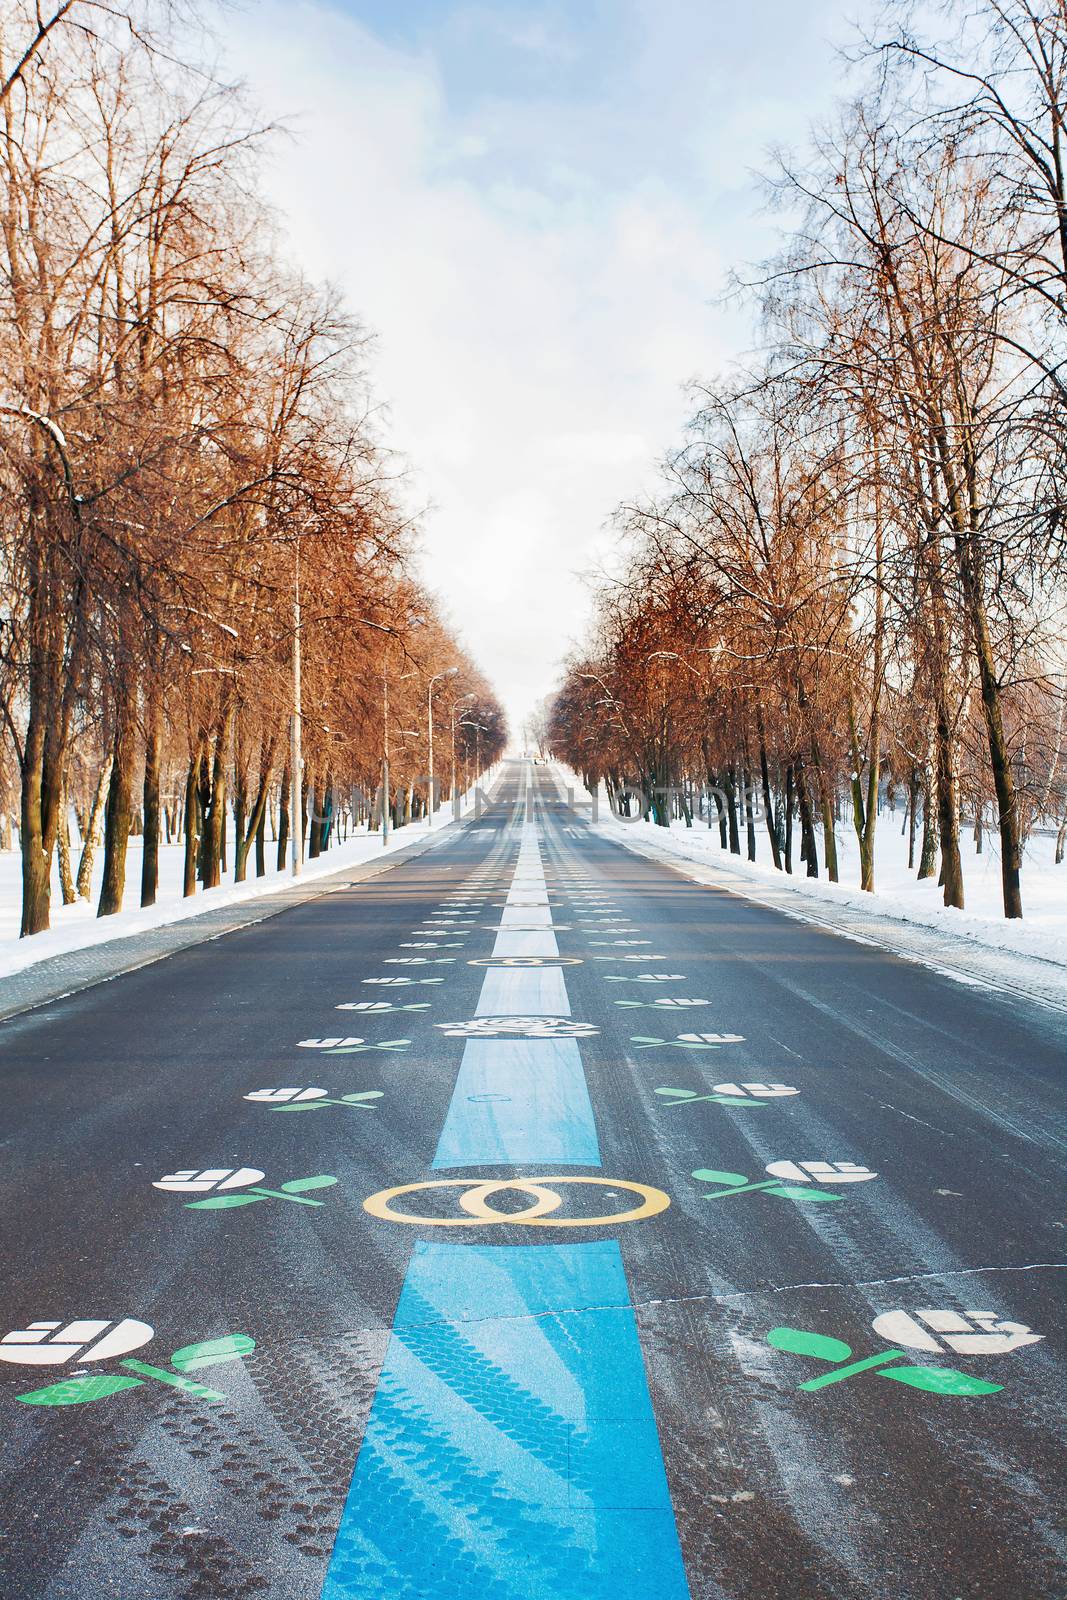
[614,997,711,1010]
[765,1160,877,1184]
[603,973,684,984]
[244,1088,383,1112]
[630,1032,745,1049]
[469,955,583,967]
[476,965,570,1015]
[336,1001,431,1013]
[328,824,687,1598]
[655,1085,778,1107]
[766,1326,1003,1397]
[154,1169,338,1210]
[364,1176,669,1227]
[0,1318,153,1366]
[692,1167,840,1203]
[321,1242,689,1598]
[433,1040,601,1168]
[870,1309,1043,1354]
[12,1333,255,1407]
[297,1037,410,1055]
[435,1017,599,1038]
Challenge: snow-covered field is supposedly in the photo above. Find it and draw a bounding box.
[551,765,1067,970]
[0,778,497,981]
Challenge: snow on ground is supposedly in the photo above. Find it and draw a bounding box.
[0,775,498,982]
[550,764,1067,971]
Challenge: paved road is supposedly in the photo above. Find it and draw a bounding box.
[0,760,1063,1600]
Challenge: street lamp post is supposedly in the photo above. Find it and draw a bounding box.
[427,667,458,826]
[451,694,476,821]
[459,719,487,799]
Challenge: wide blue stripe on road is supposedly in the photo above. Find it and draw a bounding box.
[321,1241,691,1600]
[475,966,570,1015]
[432,1038,601,1168]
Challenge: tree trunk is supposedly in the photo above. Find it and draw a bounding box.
[918,759,939,880]
[98,682,138,917]
[812,750,838,883]
[255,804,267,877]
[724,767,741,854]
[784,764,794,875]
[201,706,233,889]
[907,767,919,871]
[757,721,782,869]
[308,771,323,858]
[934,704,964,909]
[76,757,112,901]
[962,575,1022,915]
[183,744,203,898]
[795,759,819,877]
[57,784,76,906]
[235,736,276,883]
[277,761,291,871]
[140,685,162,907]
[743,767,756,861]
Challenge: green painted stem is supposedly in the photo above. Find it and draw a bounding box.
[798,1350,907,1391]
[250,1187,325,1206]
[120,1360,226,1400]
[704,1179,779,1199]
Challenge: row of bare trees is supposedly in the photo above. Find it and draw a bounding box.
[548,0,1067,918]
[0,1,505,937]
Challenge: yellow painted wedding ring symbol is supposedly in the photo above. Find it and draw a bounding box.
[363,1176,670,1227]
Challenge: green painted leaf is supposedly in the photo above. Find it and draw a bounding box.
[341,1091,384,1103]
[712,1096,760,1105]
[655,1087,694,1098]
[17,1374,143,1406]
[879,1365,1002,1396]
[273,1101,331,1111]
[691,1169,749,1186]
[767,1326,853,1363]
[280,1174,338,1194]
[767,1184,840,1202]
[186,1193,264,1210]
[171,1335,256,1372]
[630,1036,664,1044]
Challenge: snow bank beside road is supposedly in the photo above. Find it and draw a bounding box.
[549,764,1067,973]
[0,772,500,982]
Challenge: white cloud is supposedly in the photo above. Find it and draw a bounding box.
[220,0,871,728]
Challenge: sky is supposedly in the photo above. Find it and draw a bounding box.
[218,0,881,735]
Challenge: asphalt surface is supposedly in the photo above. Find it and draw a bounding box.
[0,760,1063,1600]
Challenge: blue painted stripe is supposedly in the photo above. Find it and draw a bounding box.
[432,1039,601,1168]
[475,966,570,1016]
[492,930,559,957]
[321,1242,691,1600]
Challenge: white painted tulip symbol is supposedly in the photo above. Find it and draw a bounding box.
[244,1088,329,1104]
[765,1161,878,1184]
[872,1309,1043,1355]
[154,1168,264,1194]
[0,1318,153,1366]
[297,1037,363,1050]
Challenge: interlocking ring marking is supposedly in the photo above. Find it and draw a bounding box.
[467,956,583,968]
[363,1176,670,1227]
